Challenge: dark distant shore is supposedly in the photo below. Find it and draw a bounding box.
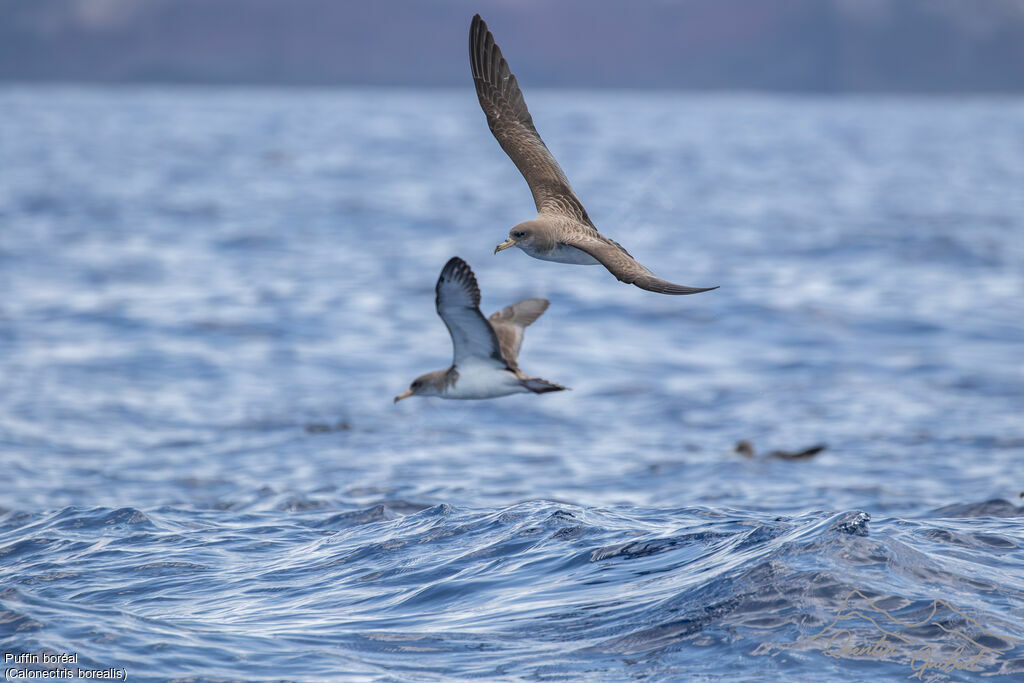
[3,0,1024,93]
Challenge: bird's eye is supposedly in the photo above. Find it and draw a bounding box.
[412,381,421,389]
[513,231,525,238]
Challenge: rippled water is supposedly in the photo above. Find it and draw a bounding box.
[1,86,1023,681]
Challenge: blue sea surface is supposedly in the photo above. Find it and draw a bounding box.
[1,86,1023,681]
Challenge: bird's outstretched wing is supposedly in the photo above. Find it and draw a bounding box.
[570,236,720,295]
[488,298,549,369]
[470,14,593,226]
[436,257,508,368]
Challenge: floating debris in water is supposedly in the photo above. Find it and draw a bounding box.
[733,440,828,460]
[770,444,828,460]
[304,420,352,434]
[734,440,756,458]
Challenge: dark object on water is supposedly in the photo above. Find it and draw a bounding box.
[769,444,828,460]
[733,440,827,460]
[734,440,755,458]
[305,421,352,434]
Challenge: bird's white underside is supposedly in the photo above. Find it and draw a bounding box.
[443,360,530,399]
[519,242,599,265]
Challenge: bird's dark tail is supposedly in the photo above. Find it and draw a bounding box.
[522,378,566,394]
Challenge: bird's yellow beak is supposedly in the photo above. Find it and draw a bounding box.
[494,238,516,254]
[393,389,414,404]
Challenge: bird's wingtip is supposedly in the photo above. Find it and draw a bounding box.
[673,283,719,295]
[644,282,720,295]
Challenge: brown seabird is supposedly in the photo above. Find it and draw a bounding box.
[394,257,566,402]
[470,14,718,296]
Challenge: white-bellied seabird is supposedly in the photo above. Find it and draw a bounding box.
[470,14,718,296]
[394,257,566,402]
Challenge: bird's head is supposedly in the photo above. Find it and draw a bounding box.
[394,371,446,403]
[494,220,547,254]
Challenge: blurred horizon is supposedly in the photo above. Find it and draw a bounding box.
[3,0,1024,93]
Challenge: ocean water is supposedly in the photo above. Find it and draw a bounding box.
[1,86,1023,681]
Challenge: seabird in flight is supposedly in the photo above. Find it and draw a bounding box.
[395,257,566,402]
[470,14,718,296]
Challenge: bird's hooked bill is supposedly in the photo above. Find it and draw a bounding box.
[494,238,516,254]
[393,389,413,403]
